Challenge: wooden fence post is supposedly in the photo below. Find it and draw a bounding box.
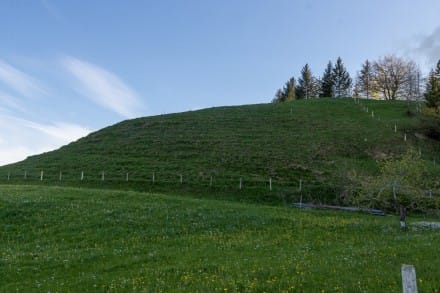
[269,177,272,191]
[239,178,242,190]
[40,170,44,181]
[401,264,418,293]
[81,171,84,181]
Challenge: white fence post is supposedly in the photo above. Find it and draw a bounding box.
[81,171,84,181]
[59,171,62,181]
[40,170,44,181]
[101,172,105,181]
[401,265,418,293]
[24,171,27,180]
[269,177,272,191]
[152,172,155,184]
[395,124,397,133]
[239,178,242,190]
[126,172,129,182]
[7,172,10,181]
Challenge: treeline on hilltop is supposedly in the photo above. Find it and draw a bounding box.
[273,55,440,104]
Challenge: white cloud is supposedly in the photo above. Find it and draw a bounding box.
[0,60,47,98]
[62,56,144,118]
[0,114,91,166]
[0,91,27,113]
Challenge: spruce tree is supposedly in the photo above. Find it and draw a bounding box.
[332,57,352,97]
[356,59,375,99]
[320,61,334,98]
[283,77,296,101]
[425,70,440,112]
[297,64,318,99]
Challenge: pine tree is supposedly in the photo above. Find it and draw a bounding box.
[356,59,375,99]
[297,64,318,99]
[272,89,284,103]
[425,70,440,112]
[272,77,296,103]
[320,61,334,98]
[283,77,296,101]
[332,57,352,97]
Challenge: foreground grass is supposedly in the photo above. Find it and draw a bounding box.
[1,185,439,291]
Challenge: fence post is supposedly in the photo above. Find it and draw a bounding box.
[101,172,105,181]
[59,171,62,181]
[180,174,183,184]
[269,177,272,191]
[401,265,418,293]
[152,172,155,184]
[81,171,84,181]
[24,171,27,180]
[40,170,44,181]
[7,172,10,181]
[210,176,213,187]
[395,124,397,133]
[239,178,242,190]
[126,172,129,182]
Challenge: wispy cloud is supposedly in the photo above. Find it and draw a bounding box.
[406,26,440,71]
[0,91,27,113]
[61,56,144,118]
[0,114,91,166]
[0,59,47,98]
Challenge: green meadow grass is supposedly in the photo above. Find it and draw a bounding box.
[1,185,439,291]
[1,99,439,204]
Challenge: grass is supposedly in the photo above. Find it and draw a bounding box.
[0,98,439,204]
[1,185,440,291]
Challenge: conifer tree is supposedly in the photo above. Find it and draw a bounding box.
[320,61,334,97]
[425,69,440,112]
[356,59,375,99]
[332,57,352,97]
[272,77,296,103]
[297,64,319,99]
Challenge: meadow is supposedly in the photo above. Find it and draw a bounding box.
[1,185,439,291]
[1,99,439,204]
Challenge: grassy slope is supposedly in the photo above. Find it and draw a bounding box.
[1,185,439,291]
[1,99,439,203]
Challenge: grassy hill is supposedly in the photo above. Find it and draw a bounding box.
[1,98,439,203]
[1,185,440,291]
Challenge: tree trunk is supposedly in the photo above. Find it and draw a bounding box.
[400,205,407,230]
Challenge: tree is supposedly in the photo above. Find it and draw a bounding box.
[424,70,440,111]
[272,77,296,103]
[320,61,334,98]
[348,148,436,228]
[272,89,284,103]
[332,57,352,97]
[373,55,413,100]
[297,64,319,99]
[356,60,375,99]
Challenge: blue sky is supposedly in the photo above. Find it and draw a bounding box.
[1,0,440,165]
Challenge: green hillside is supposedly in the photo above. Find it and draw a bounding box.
[1,98,438,203]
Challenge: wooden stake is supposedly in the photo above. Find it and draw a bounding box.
[40,170,44,181]
[269,177,272,191]
[81,171,84,181]
[152,172,155,184]
[239,178,242,190]
[126,172,129,182]
[7,172,10,181]
[59,171,62,181]
[101,172,105,181]
[394,124,397,133]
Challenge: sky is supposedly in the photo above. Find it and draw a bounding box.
[1,0,440,166]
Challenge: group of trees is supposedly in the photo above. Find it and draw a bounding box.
[424,60,440,112]
[272,55,439,103]
[355,56,422,100]
[272,57,352,102]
